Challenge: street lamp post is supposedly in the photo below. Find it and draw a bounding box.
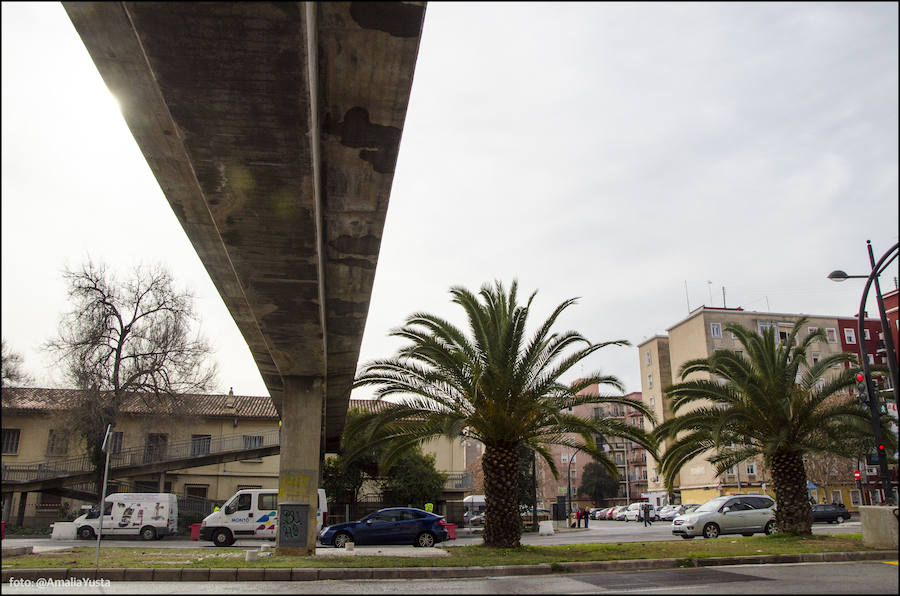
[828,240,899,504]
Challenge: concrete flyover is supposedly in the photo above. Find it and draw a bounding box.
[62,2,426,553]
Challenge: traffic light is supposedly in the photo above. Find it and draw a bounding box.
[855,372,869,404]
[877,443,887,460]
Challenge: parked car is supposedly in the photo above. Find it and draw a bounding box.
[612,505,628,521]
[597,507,612,519]
[657,505,678,521]
[606,506,621,520]
[660,503,699,521]
[468,513,485,527]
[520,507,552,524]
[812,504,851,524]
[671,494,777,539]
[318,507,449,548]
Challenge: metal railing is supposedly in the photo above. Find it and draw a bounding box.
[1,428,281,483]
[443,472,473,490]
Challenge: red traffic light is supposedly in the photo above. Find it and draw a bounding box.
[856,373,865,382]
[854,470,861,480]
[877,443,885,452]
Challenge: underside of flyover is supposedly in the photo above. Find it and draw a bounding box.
[62,1,426,553]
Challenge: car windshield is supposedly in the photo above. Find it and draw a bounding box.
[694,497,729,513]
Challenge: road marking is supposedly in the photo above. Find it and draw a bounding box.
[883,561,898,565]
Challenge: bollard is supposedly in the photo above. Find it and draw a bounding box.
[345,542,355,551]
[245,550,258,562]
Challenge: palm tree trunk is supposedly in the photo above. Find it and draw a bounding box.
[482,442,521,547]
[769,451,812,535]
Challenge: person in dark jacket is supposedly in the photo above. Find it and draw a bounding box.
[642,503,652,527]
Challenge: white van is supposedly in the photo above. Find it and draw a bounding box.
[624,501,657,522]
[74,493,177,540]
[200,488,327,547]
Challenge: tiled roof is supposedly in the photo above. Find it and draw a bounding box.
[0,387,383,421]
[0,387,280,420]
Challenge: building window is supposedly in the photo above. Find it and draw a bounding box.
[863,329,870,340]
[185,485,208,500]
[648,373,653,388]
[561,453,569,464]
[710,323,722,338]
[243,435,264,450]
[191,434,211,456]
[825,328,837,343]
[645,351,651,365]
[1,429,20,454]
[844,328,856,344]
[746,462,756,475]
[144,433,168,463]
[808,326,818,338]
[649,396,655,409]
[831,490,842,505]
[812,352,820,365]
[569,469,577,479]
[758,321,773,335]
[815,379,826,391]
[109,431,123,454]
[850,490,861,506]
[46,429,69,456]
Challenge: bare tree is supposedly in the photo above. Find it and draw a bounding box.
[46,261,218,497]
[1,339,32,387]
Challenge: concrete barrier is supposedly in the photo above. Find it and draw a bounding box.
[538,520,554,536]
[860,505,898,549]
[50,522,77,540]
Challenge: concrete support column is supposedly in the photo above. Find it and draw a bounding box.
[2,492,12,523]
[15,492,27,527]
[276,375,324,556]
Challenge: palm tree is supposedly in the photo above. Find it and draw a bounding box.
[349,280,657,547]
[654,318,886,535]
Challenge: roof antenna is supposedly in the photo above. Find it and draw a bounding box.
[722,286,726,308]
[684,280,691,314]
[707,281,713,306]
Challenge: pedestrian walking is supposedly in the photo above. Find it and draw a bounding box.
[642,503,652,527]
[575,507,582,528]
[583,507,589,529]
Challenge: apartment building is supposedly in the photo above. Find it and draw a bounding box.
[1,388,467,525]
[638,306,892,509]
[535,388,648,510]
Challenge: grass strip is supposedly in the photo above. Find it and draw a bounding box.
[1,533,875,570]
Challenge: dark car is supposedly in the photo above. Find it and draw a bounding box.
[318,507,448,548]
[811,504,851,524]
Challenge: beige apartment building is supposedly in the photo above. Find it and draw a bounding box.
[1,388,467,526]
[639,306,870,509]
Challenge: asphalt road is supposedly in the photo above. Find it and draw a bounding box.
[2,518,862,551]
[3,561,897,594]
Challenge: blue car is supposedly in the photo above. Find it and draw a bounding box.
[318,507,448,548]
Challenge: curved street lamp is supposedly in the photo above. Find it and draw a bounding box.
[828,240,899,504]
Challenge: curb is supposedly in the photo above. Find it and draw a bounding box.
[2,551,895,583]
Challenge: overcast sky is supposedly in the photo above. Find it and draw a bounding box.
[2,2,898,399]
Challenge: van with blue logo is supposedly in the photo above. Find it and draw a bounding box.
[200,488,327,547]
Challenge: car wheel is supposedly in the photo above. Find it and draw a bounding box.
[140,526,156,541]
[680,535,695,540]
[333,532,352,549]
[77,526,95,540]
[702,523,720,539]
[764,520,778,535]
[212,528,234,547]
[836,516,845,524]
[415,532,435,548]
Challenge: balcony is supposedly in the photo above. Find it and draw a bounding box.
[443,472,473,491]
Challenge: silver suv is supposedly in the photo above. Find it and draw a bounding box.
[671,494,777,539]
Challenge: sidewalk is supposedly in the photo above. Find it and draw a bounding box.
[2,550,896,583]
